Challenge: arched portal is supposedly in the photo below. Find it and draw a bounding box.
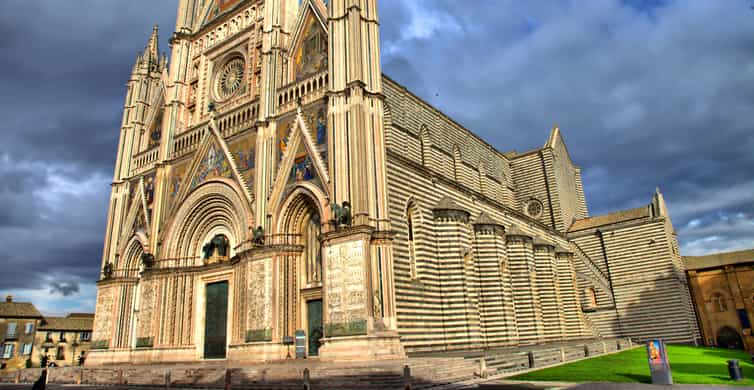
[163,180,252,261]
[277,187,326,357]
[717,326,744,350]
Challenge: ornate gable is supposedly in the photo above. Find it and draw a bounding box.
[270,106,330,211]
[169,116,255,219]
[289,0,328,82]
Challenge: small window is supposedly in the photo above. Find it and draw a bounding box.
[21,343,32,355]
[407,203,418,279]
[24,323,33,335]
[45,332,52,341]
[2,343,14,359]
[56,346,65,361]
[586,287,597,308]
[5,322,17,338]
[80,332,91,341]
[59,331,66,342]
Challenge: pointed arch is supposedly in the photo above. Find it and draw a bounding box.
[405,199,420,280]
[162,180,253,260]
[274,184,329,235]
[452,144,462,182]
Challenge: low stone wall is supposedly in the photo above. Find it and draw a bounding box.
[470,337,635,378]
[0,338,635,388]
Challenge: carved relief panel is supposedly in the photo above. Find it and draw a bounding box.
[325,240,367,337]
[246,259,273,342]
[92,287,115,347]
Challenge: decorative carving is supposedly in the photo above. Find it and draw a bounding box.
[325,240,366,336]
[247,260,273,337]
[93,288,114,344]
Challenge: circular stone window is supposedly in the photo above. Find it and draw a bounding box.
[525,199,544,219]
[214,56,245,101]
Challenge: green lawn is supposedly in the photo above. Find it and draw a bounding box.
[511,344,754,386]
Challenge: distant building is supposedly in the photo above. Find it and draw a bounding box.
[33,313,94,367]
[685,249,754,352]
[0,296,43,370]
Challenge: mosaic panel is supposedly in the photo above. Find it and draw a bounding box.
[294,13,327,81]
[190,142,233,191]
[229,132,257,192]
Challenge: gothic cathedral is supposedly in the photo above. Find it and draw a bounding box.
[90,0,699,365]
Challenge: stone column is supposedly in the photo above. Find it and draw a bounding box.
[555,247,584,339]
[533,238,564,342]
[472,213,517,347]
[507,226,543,345]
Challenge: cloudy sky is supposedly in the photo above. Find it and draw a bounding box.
[0,0,752,315]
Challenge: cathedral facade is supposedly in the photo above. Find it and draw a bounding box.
[89,0,699,365]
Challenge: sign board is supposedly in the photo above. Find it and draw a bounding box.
[646,339,673,385]
[295,330,306,359]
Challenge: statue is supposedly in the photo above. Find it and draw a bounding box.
[202,234,230,260]
[102,262,113,279]
[213,235,229,257]
[141,253,155,269]
[252,226,265,247]
[331,201,352,229]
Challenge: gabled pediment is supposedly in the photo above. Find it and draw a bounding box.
[289,0,328,82]
[270,107,331,211]
[170,116,255,217]
[117,178,153,256]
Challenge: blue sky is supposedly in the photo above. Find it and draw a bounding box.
[0,0,752,315]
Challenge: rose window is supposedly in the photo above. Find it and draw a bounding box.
[215,57,245,100]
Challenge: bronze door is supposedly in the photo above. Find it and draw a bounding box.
[204,281,228,359]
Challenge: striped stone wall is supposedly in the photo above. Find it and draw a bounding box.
[570,217,700,343]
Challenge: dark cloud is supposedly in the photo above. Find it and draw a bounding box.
[0,0,751,312]
[379,0,754,254]
[49,281,81,297]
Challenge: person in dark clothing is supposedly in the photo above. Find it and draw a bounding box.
[31,368,46,390]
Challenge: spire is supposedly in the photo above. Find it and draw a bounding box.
[652,187,669,218]
[546,123,561,148]
[146,24,160,61]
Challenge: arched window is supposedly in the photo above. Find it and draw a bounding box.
[586,287,597,308]
[711,293,727,312]
[407,202,418,279]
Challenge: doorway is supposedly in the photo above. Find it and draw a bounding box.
[307,299,323,356]
[204,281,229,359]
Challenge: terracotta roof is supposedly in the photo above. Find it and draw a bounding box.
[39,316,93,331]
[0,302,43,319]
[683,248,754,271]
[66,313,94,319]
[569,206,651,232]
